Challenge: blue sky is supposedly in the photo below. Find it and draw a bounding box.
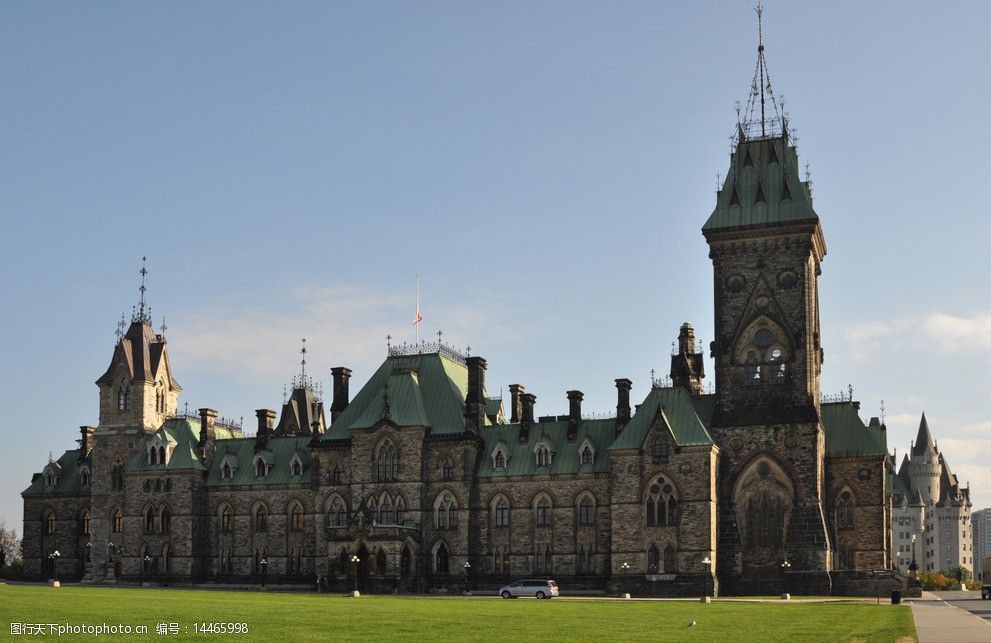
[2,1,990,528]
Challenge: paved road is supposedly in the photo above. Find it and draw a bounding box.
[932,591,991,625]
[909,591,991,642]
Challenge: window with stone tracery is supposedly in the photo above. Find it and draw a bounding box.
[836,490,855,531]
[645,476,678,527]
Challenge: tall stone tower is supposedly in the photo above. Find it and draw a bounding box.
[702,9,831,590]
[89,260,180,581]
[907,414,941,506]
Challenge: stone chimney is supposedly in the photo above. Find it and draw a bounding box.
[198,408,217,446]
[79,426,96,458]
[330,367,352,422]
[520,393,536,443]
[615,378,632,435]
[566,390,583,441]
[670,322,705,395]
[508,384,524,424]
[464,356,487,432]
[255,409,276,452]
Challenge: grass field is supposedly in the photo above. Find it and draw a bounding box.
[0,584,916,642]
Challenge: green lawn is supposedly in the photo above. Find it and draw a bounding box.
[0,584,916,642]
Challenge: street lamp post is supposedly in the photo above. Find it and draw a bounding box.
[620,561,631,599]
[261,558,268,589]
[49,551,61,585]
[350,555,360,597]
[463,561,472,595]
[143,555,151,585]
[779,558,791,600]
[871,570,879,605]
[701,556,712,603]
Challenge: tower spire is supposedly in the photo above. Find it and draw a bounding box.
[739,2,784,141]
[300,338,307,382]
[134,256,150,324]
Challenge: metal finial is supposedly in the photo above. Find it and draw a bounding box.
[437,329,443,344]
[756,2,766,136]
[137,256,149,323]
[386,334,392,350]
[300,338,307,381]
[880,399,886,425]
[466,345,470,356]
[848,383,854,401]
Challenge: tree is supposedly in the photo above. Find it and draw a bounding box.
[0,518,21,567]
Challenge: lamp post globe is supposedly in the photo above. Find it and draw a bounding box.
[50,550,61,583]
[350,555,360,594]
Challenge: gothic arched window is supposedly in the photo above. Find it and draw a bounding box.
[434,543,449,575]
[255,457,267,478]
[375,440,399,481]
[379,495,394,525]
[254,505,268,532]
[663,544,677,573]
[578,495,595,526]
[436,493,458,529]
[290,503,303,532]
[645,476,678,527]
[647,544,659,573]
[112,507,123,533]
[160,506,171,533]
[331,465,343,484]
[442,459,454,480]
[535,496,552,527]
[836,490,855,531]
[220,505,233,533]
[45,510,55,535]
[737,322,790,386]
[79,510,91,537]
[111,458,124,492]
[395,497,405,524]
[494,497,510,527]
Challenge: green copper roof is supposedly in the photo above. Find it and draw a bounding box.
[23,449,87,496]
[127,418,206,471]
[206,436,313,486]
[821,402,887,457]
[609,387,715,451]
[478,419,614,477]
[324,352,491,439]
[703,135,818,232]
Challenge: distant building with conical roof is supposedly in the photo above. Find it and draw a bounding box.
[891,414,973,576]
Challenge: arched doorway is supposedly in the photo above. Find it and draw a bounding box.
[356,544,370,591]
[733,455,794,568]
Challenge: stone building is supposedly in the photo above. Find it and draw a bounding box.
[891,415,974,576]
[22,23,911,596]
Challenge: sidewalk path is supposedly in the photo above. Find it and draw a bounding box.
[909,591,991,642]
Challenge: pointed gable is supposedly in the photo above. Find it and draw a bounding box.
[911,413,936,456]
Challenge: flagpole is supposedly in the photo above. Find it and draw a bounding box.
[415,275,420,344]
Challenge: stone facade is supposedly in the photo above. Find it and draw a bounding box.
[23,41,917,596]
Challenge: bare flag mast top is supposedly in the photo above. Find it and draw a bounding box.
[412,275,423,343]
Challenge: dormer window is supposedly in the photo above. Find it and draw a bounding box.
[79,467,90,486]
[220,456,235,480]
[149,447,158,465]
[535,442,552,468]
[44,468,57,489]
[290,455,303,478]
[579,439,595,467]
[491,444,509,470]
[255,457,268,478]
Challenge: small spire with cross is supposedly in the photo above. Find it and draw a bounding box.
[160,317,167,338]
[437,329,443,345]
[386,334,392,351]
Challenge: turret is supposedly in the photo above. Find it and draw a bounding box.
[670,322,705,395]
